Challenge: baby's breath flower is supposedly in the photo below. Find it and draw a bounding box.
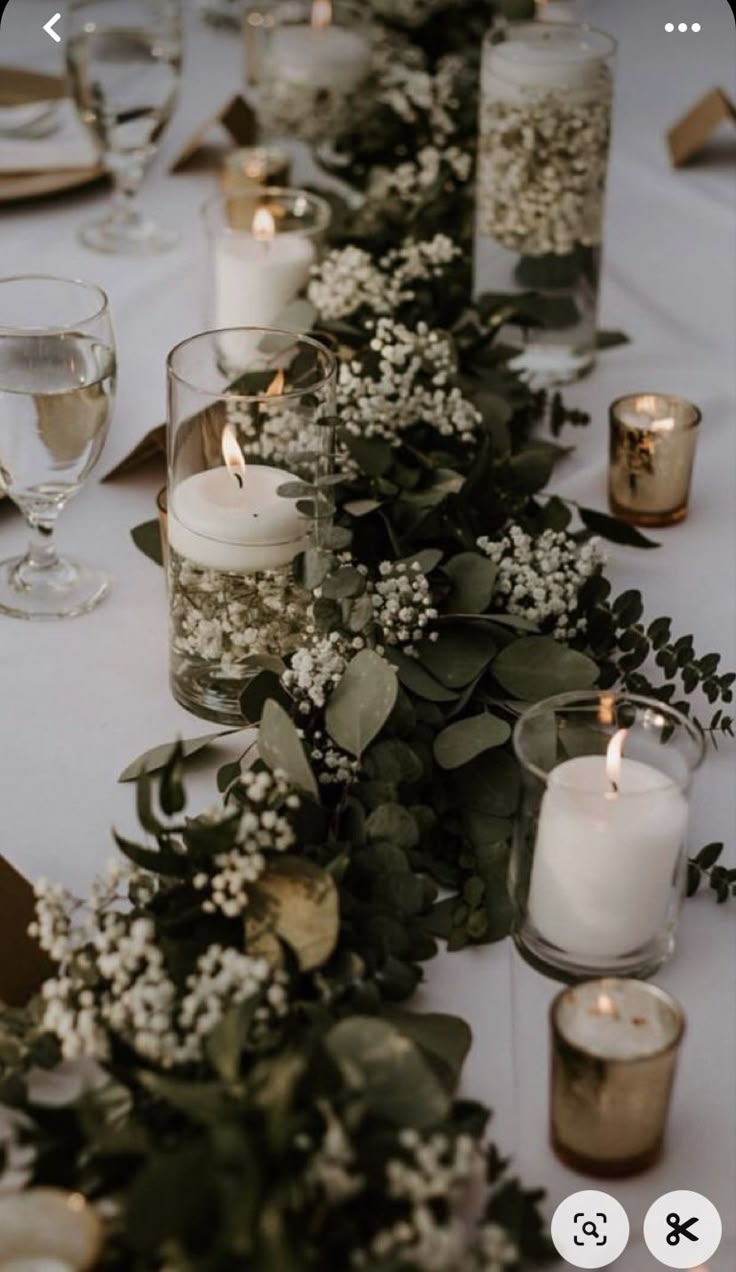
[370,560,438,654]
[478,525,603,640]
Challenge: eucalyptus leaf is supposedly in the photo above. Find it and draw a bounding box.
[240,671,292,725]
[325,649,398,758]
[380,1009,471,1092]
[325,1017,449,1128]
[434,712,510,770]
[259,700,318,798]
[418,626,497,689]
[131,520,164,567]
[250,856,339,971]
[119,732,237,782]
[387,648,459,702]
[493,636,599,699]
[444,553,498,615]
[578,506,660,549]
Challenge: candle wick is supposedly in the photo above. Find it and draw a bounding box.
[234,473,244,490]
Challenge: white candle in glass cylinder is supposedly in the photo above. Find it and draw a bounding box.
[528,731,688,958]
[484,28,607,100]
[169,428,309,573]
[268,0,371,91]
[214,206,315,332]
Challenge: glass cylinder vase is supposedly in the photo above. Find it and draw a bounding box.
[202,188,331,361]
[167,329,337,725]
[247,0,373,146]
[475,23,616,384]
[510,691,704,981]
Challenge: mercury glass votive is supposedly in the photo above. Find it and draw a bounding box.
[550,978,685,1177]
[220,146,293,193]
[167,329,337,724]
[609,392,702,526]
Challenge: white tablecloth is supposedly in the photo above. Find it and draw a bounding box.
[1,1,735,1266]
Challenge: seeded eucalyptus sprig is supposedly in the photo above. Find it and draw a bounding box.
[687,843,736,904]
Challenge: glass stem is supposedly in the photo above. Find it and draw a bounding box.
[109,155,146,228]
[25,512,59,572]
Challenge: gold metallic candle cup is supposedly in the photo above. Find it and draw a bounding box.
[608,392,701,526]
[220,146,292,193]
[550,978,685,1178]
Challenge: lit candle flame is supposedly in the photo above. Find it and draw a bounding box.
[605,728,628,795]
[252,205,276,243]
[222,425,247,490]
[266,368,285,397]
[311,0,332,29]
[595,992,620,1019]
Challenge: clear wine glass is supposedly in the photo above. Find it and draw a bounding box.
[67,0,183,255]
[0,276,117,620]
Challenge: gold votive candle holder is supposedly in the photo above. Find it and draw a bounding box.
[609,392,701,526]
[220,146,292,194]
[550,978,685,1178]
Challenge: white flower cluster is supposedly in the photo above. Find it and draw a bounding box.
[308,235,460,323]
[302,1103,364,1204]
[224,400,309,466]
[170,549,308,671]
[372,560,438,653]
[470,1222,520,1272]
[282,630,350,715]
[193,769,299,918]
[477,80,612,256]
[339,317,480,444]
[353,1129,486,1271]
[477,525,603,640]
[34,867,287,1068]
[308,728,361,787]
[368,144,472,209]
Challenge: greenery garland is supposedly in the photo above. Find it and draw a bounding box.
[1,1,734,1267]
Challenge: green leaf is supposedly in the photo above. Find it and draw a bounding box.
[322,566,366,600]
[444,553,498,615]
[119,732,237,782]
[418,626,497,689]
[250,856,339,971]
[493,637,599,700]
[131,519,164,567]
[325,649,398,758]
[259,700,318,798]
[365,803,419,850]
[434,713,511,769]
[380,1009,472,1092]
[453,750,521,820]
[596,329,631,350]
[387,648,459,702]
[344,499,382,517]
[696,842,723,870]
[578,506,660,549]
[325,1017,449,1128]
[340,429,393,477]
[241,671,292,724]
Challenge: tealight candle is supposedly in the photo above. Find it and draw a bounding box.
[609,392,702,526]
[550,978,685,1176]
[528,729,689,961]
[169,426,309,573]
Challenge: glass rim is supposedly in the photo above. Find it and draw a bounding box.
[249,0,370,26]
[167,327,338,402]
[201,187,333,237]
[485,21,617,63]
[550,978,686,1063]
[0,274,109,333]
[513,689,705,789]
[610,392,702,433]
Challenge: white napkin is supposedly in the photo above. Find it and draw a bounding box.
[0,100,99,172]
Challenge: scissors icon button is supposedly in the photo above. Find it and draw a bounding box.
[666,1213,699,1246]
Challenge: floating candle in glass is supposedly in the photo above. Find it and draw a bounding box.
[609,392,701,526]
[550,978,685,1177]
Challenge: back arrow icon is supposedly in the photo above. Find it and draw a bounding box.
[43,12,62,42]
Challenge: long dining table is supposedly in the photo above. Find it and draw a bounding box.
[1,1,735,1266]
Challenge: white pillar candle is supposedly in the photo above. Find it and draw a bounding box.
[268,21,371,92]
[214,232,316,332]
[528,751,688,958]
[554,979,682,1060]
[169,449,310,574]
[484,27,607,102]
